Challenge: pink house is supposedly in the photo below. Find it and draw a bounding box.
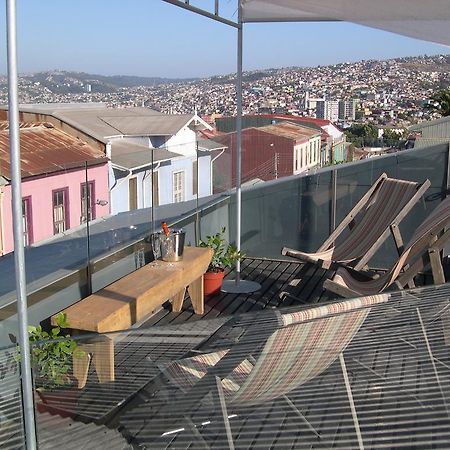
[0,122,109,255]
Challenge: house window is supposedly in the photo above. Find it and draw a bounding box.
[22,197,33,246]
[80,181,95,223]
[192,161,198,196]
[129,177,138,210]
[53,188,68,235]
[152,171,159,207]
[173,171,185,203]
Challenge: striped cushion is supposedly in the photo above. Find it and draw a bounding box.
[165,296,387,406]
[282,294,388,325]
[231,295,388,405]
[333,178,418,262]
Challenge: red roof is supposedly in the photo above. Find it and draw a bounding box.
[0,122,107,180]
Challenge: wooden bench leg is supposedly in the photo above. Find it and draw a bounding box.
[187,275,204,315]
[92,336,115,384]
[172,288,186,312]
[73,344,92,389]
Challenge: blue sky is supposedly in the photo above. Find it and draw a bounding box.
[1,0,448,78]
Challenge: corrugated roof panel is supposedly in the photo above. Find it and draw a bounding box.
[0,123,107,180]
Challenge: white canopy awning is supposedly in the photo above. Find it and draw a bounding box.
[241,0,450,46]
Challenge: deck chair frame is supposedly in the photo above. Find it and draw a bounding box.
[324,205,450,298]
[282,173,431,271]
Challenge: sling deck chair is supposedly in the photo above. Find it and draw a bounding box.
[282,173,431,271]
[154,294,388,449]
[323,196,450,298]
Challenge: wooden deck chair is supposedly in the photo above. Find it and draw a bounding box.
[323,196,450,298]
[161,294,388,449]
[282,173,430,271]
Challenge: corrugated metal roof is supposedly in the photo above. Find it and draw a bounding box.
[410,116,450,140]
[101,114,193,137]
[110,141,180,170]
[0,121,53,131]
[0,122,107,180]
[258,122,321,141]
[1,104,196,143]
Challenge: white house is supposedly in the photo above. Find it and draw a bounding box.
[4,104,213,215]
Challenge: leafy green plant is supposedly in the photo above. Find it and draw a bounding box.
[198,227,244,272]
[26,313,81,390]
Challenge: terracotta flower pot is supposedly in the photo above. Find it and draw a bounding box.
[203,270,225,297]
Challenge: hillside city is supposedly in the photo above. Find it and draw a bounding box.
[1,54,449,128]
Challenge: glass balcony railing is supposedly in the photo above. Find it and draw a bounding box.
[0,142,449,348]
[4,282,449,449]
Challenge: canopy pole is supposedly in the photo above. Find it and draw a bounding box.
[6,1,37,448]
[222,2,260,294]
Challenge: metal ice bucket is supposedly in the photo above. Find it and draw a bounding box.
[160,229,186,262]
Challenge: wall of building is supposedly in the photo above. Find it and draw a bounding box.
[165,127,196,156]
[1,164,109,254]
[110,154,212,214]
[214,130,295,185]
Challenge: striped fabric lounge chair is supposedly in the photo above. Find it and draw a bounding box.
[282,173,430,271]
[323,196,450,298]
[162,294,388,448]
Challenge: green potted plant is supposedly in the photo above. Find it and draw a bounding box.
[198,227,244,296]
[27,312,81,391]
[11,313,83,416]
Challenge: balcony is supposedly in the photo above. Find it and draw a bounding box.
[1,142,449,449]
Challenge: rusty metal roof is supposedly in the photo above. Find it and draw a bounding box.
[257,122,321,141]
[0,122,107,180]
[0,121,54,131]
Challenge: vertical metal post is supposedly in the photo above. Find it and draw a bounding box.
[84,161,92,295]
[221,5,260,294]
[235,8,243,281]
[446,143,450,198]
[151,147,155,234]
[6,1,38,448]
[330,168,337,234]
[195,140,200,243]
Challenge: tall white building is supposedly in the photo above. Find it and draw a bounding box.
[338,99,357,121]
[316,99,339,122]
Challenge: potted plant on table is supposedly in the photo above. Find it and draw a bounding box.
[198,227,244,296]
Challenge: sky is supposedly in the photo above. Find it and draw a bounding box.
[0,0,449,79]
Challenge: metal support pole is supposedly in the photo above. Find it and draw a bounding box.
[195,141,200,243]
[330,169,337,234]
[6,1,38,448]
[221,4,260,294]
[84,161,92,295]
[151,147,155,234]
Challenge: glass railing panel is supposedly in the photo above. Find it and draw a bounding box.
[26,284,450,449]
[395,143,449,241]
[0,345,25,449]
[237,170,333,259]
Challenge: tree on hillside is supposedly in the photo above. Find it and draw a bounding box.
[427,89,450,117]
[344,123,378,147]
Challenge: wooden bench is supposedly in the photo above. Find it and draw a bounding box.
[51,246,213,388]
